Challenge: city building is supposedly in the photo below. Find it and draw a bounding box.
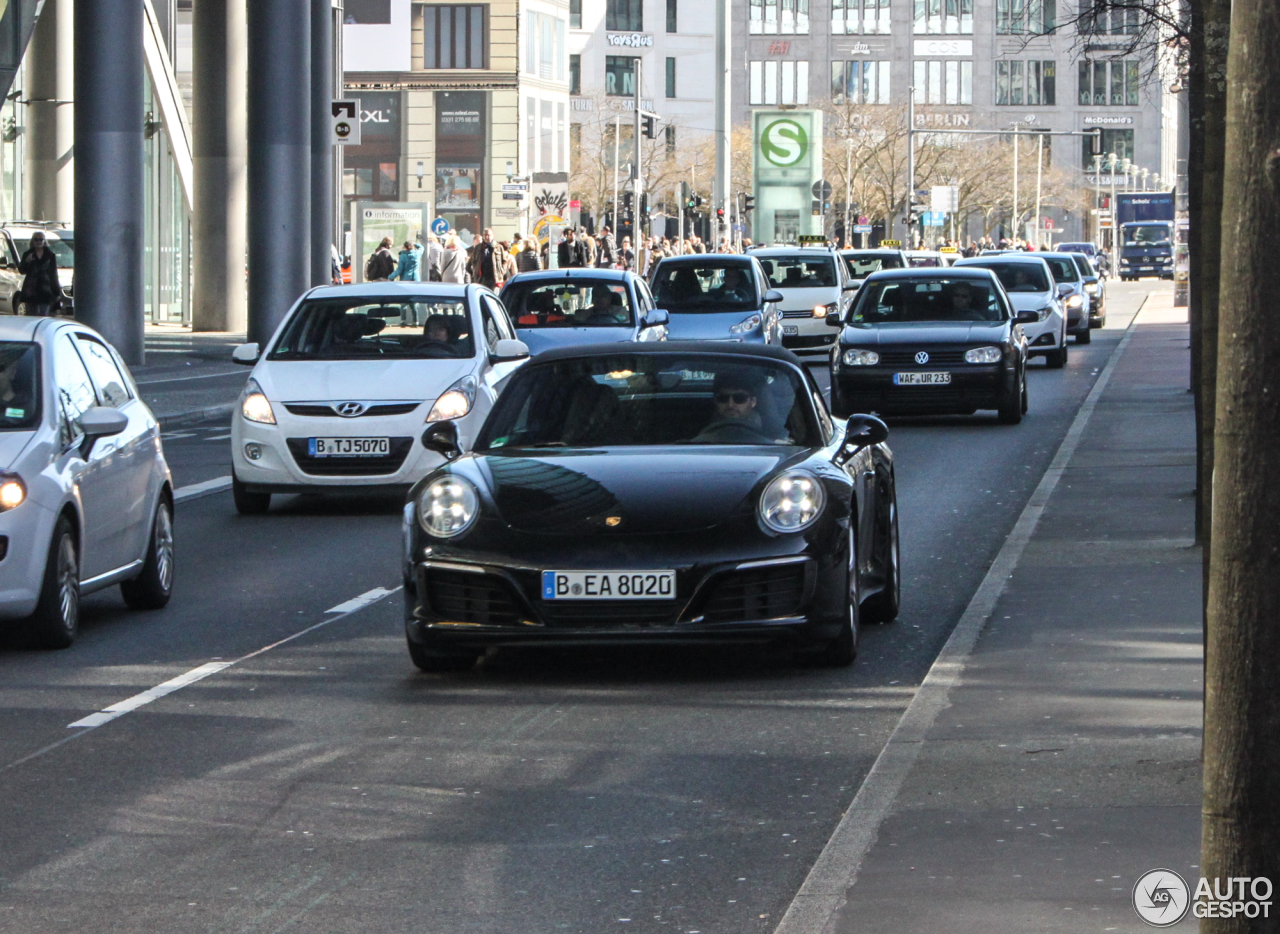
[342,0,571,250]
[730,0,1181,243]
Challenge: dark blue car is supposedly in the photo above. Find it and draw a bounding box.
[499,269,668,354]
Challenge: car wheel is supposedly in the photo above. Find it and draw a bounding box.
[1045,343,1068,369]
[29,516,80,649]
[121,498,175,609]
[998,369,1025,425]
[1075,327,1092,345]
[814,527,860,667]
[862,484,900,624]
[407,636,480,673]
[232,474,271,515]
[829,380,851,418]
[13,296,28,316]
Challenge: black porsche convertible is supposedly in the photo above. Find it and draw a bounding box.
[402,342,900,672]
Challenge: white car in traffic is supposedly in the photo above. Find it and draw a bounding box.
[954,254,1069,367]
[0,316,175,647]
[751,247,856,356]
[229,283,529,514]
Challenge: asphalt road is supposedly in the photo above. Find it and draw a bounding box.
[0,283,1155,933]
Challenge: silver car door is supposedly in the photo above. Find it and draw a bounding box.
[478,295,525,397]
[51,333,124,579]
[75,333,154,564]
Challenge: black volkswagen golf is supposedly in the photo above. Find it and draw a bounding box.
[402,342,899,672]
[827,268,1035,423]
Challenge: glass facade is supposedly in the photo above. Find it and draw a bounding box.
[143,82,192,324]
[995,60,1056,105]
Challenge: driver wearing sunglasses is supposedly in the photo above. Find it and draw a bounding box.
[693,369,769,443]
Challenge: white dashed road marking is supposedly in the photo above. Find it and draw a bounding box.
[173,475,232,502]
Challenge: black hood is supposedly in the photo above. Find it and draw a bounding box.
[842,321,1008,346]
[476,447,803,534]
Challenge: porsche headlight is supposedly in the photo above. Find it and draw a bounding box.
[759,470,825,534]
[729,313,762,335]
[964,346,1003,364]
[842,349,879,366]
[240,378,276,424]
[426,375,477,422]
[0,474,26,511]
[417,475,480,538]
[1065,294,1084,309]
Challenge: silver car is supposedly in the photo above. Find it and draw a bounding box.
[0,316,175,647]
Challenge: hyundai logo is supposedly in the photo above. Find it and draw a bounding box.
[915,351,930,365]
[333,402,366,417]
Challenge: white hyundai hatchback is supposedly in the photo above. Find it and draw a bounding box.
[229,283,529,514]
[0,316,175,647]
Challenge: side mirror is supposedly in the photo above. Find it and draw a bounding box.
[842,281,859,291]
[839,413,889,459]
[421,421,462,461]
[763,289,784,304]
[642,308,669,328]
[491,338,530,361]
[1014,309,1039,325]
[1056,283,1073,296]
[79,406,129,458]
[824,309,844,328]
[232,342,261,365]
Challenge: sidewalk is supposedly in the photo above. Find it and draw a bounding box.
[792,288,1203,932]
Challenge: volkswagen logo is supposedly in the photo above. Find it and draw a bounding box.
[914,351,930,365]
[333,402,366,418]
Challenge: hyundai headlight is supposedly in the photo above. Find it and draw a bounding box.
[729,313,762,335]
[759,471,826,534]
[1034,307,1053,321]
[1065,294,1084,309]
[240,378,276,424]
[0,474,26,511]
[842,349,879,366]
[426,375,477,422]
[417,475,480,538]
[964,346,1002,364]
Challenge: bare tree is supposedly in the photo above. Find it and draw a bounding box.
[1201,0,1280,915]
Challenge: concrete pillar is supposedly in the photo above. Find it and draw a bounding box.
[191,0,247,332]
[310,0,333,287]
[246,0,310,345]
[74,0,145,365]
[25,0,75,223]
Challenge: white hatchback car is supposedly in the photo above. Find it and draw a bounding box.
[229,283,530,513]
[751,247,856,357]
[0,316,175,647]
[954,254,1069,367]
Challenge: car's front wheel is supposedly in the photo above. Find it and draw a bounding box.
[121,498,175,609]
[998,367,1026,425]
[862,485,900,624]
[1075,326,1092,344]
[232,474,271,515]
[1045,341,1068,368]
[29,516,80,649]
[814,526,860,666]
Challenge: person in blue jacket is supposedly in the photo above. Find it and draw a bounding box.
[389,240,423,282]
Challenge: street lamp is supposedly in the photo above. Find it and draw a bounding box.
[1141,168,1150,191]
[1107,152,1119,273]
[843,136,854,248]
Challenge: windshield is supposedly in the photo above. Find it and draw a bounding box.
[0,342,40,430]
[906,254,942,268]
[853,278,1006,324]
[1041,256,1079,283]
[13,234,74,266]
[504,278,635,327]
[1124,225,1172,247]
[1070,254,1096,277]
[964,262,1050,292]
[843,252,904,278]
[1059,242,1096,256]
[758,255,838,290]
[477,354,819,449]
[651,264,758,311]
[269,297,476,360]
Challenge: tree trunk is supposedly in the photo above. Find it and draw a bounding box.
[1201,0,1280,921]
[1188,0,1230,563]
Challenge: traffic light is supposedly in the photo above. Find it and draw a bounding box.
[907,191,928,225]
[742,193,755,216]
[716,207,725,220]
[641,113,657,139]
[695,195,704,208]
[640,193,649,216]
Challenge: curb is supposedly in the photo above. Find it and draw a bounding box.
[156,402,236,431]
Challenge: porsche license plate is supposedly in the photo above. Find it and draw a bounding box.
[308,437,390,457]
[893,372,951,386]
[541,570,676,600]
[783,325,799,336]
